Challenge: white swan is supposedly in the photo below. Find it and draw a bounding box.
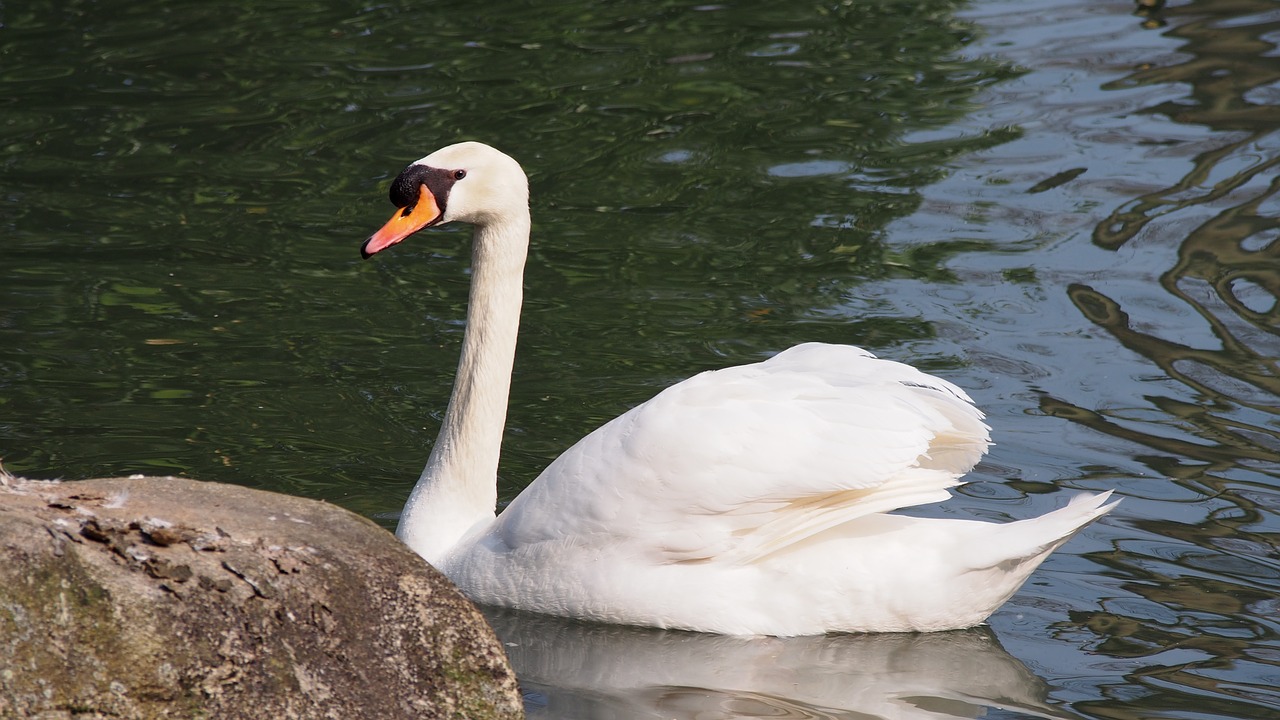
[360,141,1118,636]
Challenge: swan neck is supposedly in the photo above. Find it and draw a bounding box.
[397,214,529,565]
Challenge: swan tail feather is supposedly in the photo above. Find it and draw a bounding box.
[969,491,1118,571]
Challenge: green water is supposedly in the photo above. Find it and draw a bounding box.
[4,0,1280,717]
[2,0,1009,509]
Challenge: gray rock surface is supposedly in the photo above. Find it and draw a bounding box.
[0,472,523,720]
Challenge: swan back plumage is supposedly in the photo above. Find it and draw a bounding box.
[490,343,988,565]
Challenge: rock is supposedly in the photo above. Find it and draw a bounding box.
[0,472,523,720]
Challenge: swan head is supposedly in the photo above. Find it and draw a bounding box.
[361,141,529,259]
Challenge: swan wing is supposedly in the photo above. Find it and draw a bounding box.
[493,343,991,564]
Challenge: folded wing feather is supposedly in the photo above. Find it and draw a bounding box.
[495,344,991,564]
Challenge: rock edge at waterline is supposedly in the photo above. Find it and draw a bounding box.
[0,471,523,720]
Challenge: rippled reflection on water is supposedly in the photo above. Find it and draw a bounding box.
[485,607,1066,720]
[923,1,1280,717]
[3,0,1280,717]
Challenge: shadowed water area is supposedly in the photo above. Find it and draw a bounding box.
[3,0,1279,717]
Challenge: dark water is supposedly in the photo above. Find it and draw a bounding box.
[3,0,1279,717]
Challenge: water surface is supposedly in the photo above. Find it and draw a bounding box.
[3,0,1279,717]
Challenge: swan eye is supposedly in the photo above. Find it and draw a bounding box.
[454,169,466,180]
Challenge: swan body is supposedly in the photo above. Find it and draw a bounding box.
[361,141,1118,636]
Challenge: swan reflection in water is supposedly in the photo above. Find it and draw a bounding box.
[484,607,1073,720]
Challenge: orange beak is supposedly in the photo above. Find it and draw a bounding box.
[361,184,443,259]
